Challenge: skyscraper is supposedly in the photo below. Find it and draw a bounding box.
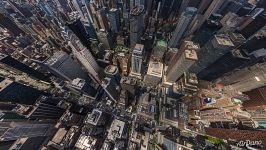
[96,8,110,31]
[219,62,266,93]
[68,31,102,84]
[101,77,120,102]
[0,54,50,82]
[66,19,91,49]
[168,7,197,48]
[97,29,114,49]
[238,10,266,39]
[166,41,198,83]
[35,51,90,82]
[108,8,120,33]
[190,34,235,74]
[130,44,144,79]
[130,5,145,47]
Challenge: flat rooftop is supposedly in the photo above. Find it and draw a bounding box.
[184,49,198,60]
[215,35,234,46]
[0,79,13,92]
[146,60,163,77]
[75,134,97,150]
[84,109,103,126]
[107,119,125,141]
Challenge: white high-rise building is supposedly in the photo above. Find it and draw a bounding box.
[130,44,144,79]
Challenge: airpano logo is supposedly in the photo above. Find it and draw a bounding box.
[237,140,262,149]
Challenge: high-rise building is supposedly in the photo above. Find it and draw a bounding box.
[84,109,106,126]
[97,29,114,49]
[190,34,235,74]
[35,51,90,82]
[0,54,50,82]
[238,10,266,39]
[130,5,145,47]
[0,122,54,141]
[29,96,66,120]
[195,0,225,31]
[102,77,120,102]
[144,59,163,86]
[96,8,110,31]
[68,32,102,84]
[168,7,197,48]
[192,18,222,47]
[130,44,144,78]
[242,86,266,109]
[66,19,91,49]
[197,49,250,81]
[219,61,266,93]
[108,8,120,33]
[166,41,198,83]
[0,13,25,36]
[152,40,167,61]
[104,65,121,84]
[0,78,49,105]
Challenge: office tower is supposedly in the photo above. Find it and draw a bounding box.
[102,77,120,101]
[66,19,91,49]
[0,78,48,105]
[0,54,49,82]
[107,119,126,142]
[192,17,222,47]
[97,29,114,49]
[68,32,102,84]
[196,0,225,31]
[130,44,144,78]
[0,122,54,141]
[35,51,90,82]
[29,97,66,120]
[219,61,266,93]
[152,40,167,61]
[218,1,243,16]
[144,59,163,86]
[166,41,198,83]
[104,65,121,84]
[219,12,242,33]
[96,8,110,31]
[0,13,25,36]
[168,7,197,48]
[190,34,235,74]
[108,8,120,33]
[239,29,266,54]
[197,49,250,81]
[130,5,145,47]
[158,0,182,20]
[238,10,266,38]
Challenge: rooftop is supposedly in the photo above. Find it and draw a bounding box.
[84,109,103,126]
[184,49,198,60]
[107,119,125,141]
[146,60,163,77]
[75,134,97,150]
[104,65,118,75]
[130,5,144,16]
[0,78,13,92]
[215,34,234,46]
[156,40,167,47]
